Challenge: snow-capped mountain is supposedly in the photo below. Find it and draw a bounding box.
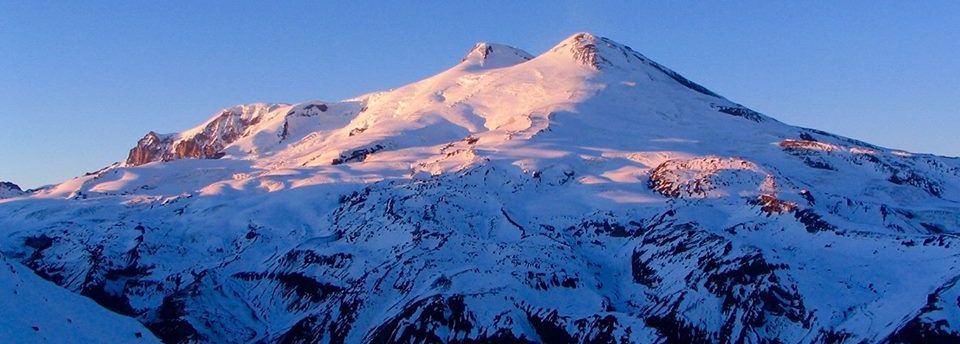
[1,32,958,343]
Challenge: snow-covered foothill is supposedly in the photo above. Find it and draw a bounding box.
[0,253,160,343]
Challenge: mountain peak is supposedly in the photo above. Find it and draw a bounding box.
[460,42,533,69]
[0,181,24,198]
[546,32,647,69]
[542,32,723,98]
[560,31,601,44]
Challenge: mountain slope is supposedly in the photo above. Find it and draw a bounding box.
[0,253,160,343]
[1,32,959,343]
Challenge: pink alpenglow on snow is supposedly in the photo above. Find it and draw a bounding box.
[2,33,959,343]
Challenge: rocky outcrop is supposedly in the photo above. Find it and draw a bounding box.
[0,181,24,198]
[125,104,274,166]
[711,103,767,122]
[331,145,385,165]
[125,131,176,166]
[648,157,771,199]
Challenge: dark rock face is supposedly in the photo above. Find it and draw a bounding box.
[711,104,766,122]
[886,318,960,344]
[331,145,385,165]
[633,223,813,343]
[779,135,948,199]
[884,275,960,343]
[0,181,25,197]
[366,294,480,343]
[147,295,202,344]
[464,43,495,61]
[888,171,943,198]
[303,103,328,112]
[1,181,23,192]
[231,272,343,310]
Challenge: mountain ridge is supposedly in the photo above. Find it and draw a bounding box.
[120,32,776,172]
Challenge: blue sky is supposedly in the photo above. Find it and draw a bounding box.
[1,1,958,188]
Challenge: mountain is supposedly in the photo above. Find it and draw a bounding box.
[1,32,959,343]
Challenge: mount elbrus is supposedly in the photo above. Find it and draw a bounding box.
[1,33,958,343]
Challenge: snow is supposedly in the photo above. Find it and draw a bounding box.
[460,42,533,70]
[0,32,958,342]
[0,254,160,343]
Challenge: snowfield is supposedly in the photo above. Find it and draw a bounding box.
[0,253,160,343]
[1,32,959,343]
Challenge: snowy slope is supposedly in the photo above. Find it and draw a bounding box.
[1,32,959,343]
[0,253,160,343]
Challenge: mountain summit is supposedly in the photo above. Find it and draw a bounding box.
[460,42,533,69]
[546,32,644,69]
[2,33,959,343]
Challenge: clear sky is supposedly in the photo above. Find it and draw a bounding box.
[1,1,958,188]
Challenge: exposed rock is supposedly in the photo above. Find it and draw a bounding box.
[331,145,385,165]
[0,181,24,198]
[125,104,274,166]
[712,103,766,122]
[648,157,769,199]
